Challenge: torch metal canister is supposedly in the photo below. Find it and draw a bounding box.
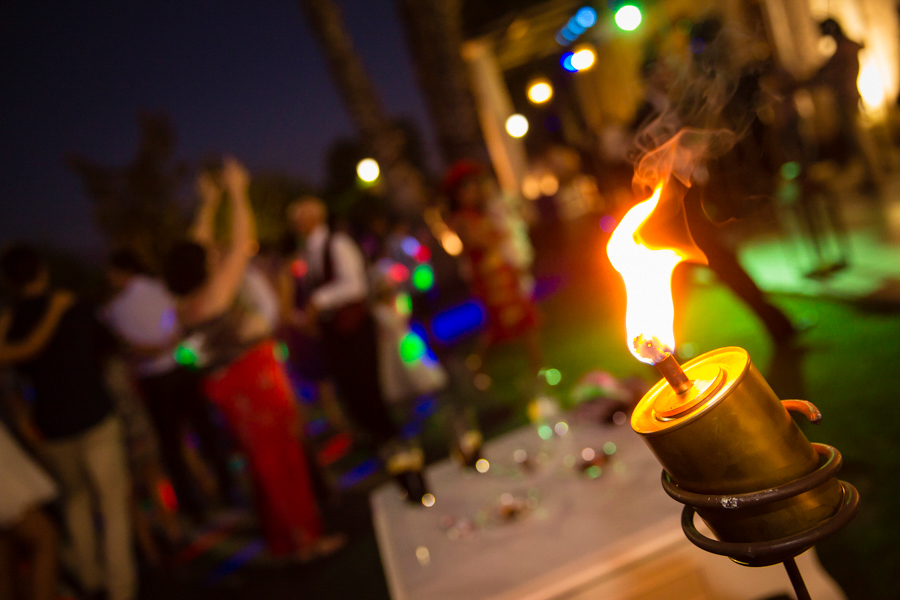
[631,346,844,543]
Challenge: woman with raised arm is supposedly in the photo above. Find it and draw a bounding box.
[162,158,343,560]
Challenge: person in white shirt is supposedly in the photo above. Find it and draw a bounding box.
[288,198,398,448]
[104,249,234,521]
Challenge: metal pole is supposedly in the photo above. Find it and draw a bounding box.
[783,557,811,600]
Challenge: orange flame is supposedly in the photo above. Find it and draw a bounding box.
[607,185,686,364]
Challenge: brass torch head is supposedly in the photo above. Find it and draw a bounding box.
[631,347,844,543]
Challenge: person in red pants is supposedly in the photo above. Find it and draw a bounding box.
[162,158,343,559]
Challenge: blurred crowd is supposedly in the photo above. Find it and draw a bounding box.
[0,150,548,600]
[0,12,885,600]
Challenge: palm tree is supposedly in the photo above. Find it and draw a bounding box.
[396,0,487,165]
[68,112,188,269]
[297,0,429,214]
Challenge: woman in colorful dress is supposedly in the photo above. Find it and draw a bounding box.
[444,161,542,375]
[162,158,343,559]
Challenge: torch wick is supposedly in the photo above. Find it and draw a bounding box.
[655,353,693,394]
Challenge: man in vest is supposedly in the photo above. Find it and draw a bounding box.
[287,198,398,449]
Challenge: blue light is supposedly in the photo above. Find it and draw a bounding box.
[576,7,597,28]
[204,540,265,585]
[409,322,439,362]
[561,52,577,72]
[305,417,330,437]
[560,27,578,41]
[401,421,422,440]
[432,300,487,342]
[555,31,570,45]
[414,396,438,418]
[567,17,585,35]
[337,458,381,489]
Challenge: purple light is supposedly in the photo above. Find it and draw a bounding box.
[599,214,618,233]
[401,236,421,256]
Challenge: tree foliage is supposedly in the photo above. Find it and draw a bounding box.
[68,112,188,271]
[397,0,487,165]
[69,112,315,268]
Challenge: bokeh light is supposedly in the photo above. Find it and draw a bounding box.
[570,48,595,71]
[615,5,642,31]
[291,258,308,278]
[582,447,596,461]
[566,17,585,36]
[554,421,569,436]
[544,368,562,385]
[599,215,617,233]
[412,264,435,291]
[575,6,597,28]
[559,27,577,42]
[395,292,412,316]
[603,441,617,455]
[475,458,490,473]
[399,332,427,363]
[538,425,553,440]
[401,236,420,256]
[356,158,380,182]
[414,245,431,262]
[818,35,837,58]
[561,52,576,72]
[858,59,887,111]
[473,373,492,390]
[505,114,529,138]
[389,262,410,283]
[174,345,198,367]
[432,300,486,342]
[421,494,436,508]
[440,231,463,256]
[274,342,289,362]
[780,161,801,181]
[527,80,553,104]
[522,175,541,200]
[157,479,178,512]
[539,174,559,196]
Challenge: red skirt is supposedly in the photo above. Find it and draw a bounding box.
[472,260,538,345]
[204,340,322,555]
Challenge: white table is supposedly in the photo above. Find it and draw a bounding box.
[371,417,847,600]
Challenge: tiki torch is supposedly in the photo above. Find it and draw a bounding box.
[607,183,859,599]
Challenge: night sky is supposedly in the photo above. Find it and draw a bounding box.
[0,1,438,259]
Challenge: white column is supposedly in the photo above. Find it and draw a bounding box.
[762,0,823,79]
[461,39,528,194]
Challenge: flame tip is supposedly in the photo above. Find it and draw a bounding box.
[607,184,682,363]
